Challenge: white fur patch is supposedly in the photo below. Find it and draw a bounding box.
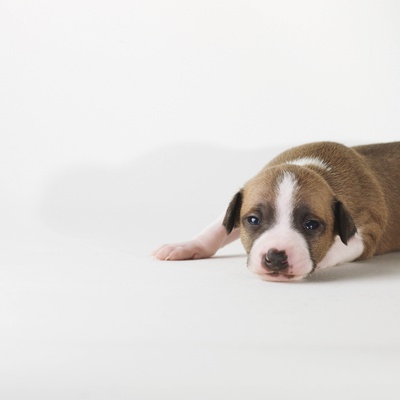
[276,172,297,227]
[317,232,364,269]
[286,157,332,171]
[247,172,314,281]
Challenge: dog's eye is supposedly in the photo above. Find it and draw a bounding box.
[304,220,320,230]
[247,216,261,226]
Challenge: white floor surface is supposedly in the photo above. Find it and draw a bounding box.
[2,145,400,399]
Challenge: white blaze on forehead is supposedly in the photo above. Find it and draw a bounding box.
[286,157,332,171]
[275,171,297,228]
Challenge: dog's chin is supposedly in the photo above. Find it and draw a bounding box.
[256,272,308,282]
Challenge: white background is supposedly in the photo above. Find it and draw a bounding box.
[1,1,400,399]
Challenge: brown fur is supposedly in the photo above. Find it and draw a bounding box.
[224,141,400,265]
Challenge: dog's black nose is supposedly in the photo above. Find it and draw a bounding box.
[264,248,289,272]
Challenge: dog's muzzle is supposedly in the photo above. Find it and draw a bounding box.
[263,248,289,272]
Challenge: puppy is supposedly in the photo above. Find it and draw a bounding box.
[153,142,400,281]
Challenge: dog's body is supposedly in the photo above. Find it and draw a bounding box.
[153,142,400,281]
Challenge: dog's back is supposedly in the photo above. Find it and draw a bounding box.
[354,142,400,254]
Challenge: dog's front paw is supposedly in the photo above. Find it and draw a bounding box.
[151,240,216,260]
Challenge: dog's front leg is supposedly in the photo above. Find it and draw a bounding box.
[152,216,240,260]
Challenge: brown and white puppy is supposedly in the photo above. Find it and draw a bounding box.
[153,142,400,281]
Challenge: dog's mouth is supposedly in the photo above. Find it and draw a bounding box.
[247,254,315,282]
[270,272,296,278]
[256,271,307,282]
[248,262,311,281]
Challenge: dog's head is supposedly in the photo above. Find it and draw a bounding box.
[223,165,356,281]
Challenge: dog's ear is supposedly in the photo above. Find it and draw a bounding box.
[223,191,243,234]
[333,199,357,245]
